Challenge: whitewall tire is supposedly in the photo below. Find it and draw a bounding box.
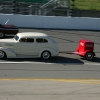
[41,51,51,60]
[0,51,6,59]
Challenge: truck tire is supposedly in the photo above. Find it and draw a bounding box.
[85,52,94,61]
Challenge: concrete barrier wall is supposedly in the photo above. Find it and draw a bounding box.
[0,14,100,30]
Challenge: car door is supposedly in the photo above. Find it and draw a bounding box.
[16,38,35,56]
[34,38,49,55]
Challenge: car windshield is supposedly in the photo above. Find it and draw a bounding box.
[13,35,19,41]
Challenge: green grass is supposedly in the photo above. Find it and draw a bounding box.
[73,0,100,10]
[59,0,100,11]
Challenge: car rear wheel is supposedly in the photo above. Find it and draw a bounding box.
[41,51,51,60]
[85,52,94,61]
[0,32,5,38]
[0,50,6,59]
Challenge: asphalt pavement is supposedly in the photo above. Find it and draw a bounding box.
[0,29,100,100]
[0,80,100,100]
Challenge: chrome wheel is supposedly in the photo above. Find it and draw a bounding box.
[41,51,51,60]
[85,52,94,60]
[0,32,5,38]
[0,51,5,59]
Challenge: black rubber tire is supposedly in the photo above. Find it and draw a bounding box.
[41,51,51,60]
[85,52,94,61]
[0,32,5,38]
[0,50,6,59]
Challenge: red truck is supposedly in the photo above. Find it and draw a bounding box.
[60,39,95,61]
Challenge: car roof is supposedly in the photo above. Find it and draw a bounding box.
[17,32,49,38]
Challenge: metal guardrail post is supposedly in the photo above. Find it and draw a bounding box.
[70,0,75,16]
[12,0,16,14]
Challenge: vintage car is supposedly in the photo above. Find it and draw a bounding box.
[0,23,19,38]
[0,32,59,59]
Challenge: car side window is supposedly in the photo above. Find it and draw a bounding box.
[36,38,48,43]
[19,38,34,42]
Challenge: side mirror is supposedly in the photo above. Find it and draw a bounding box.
[19,39,22,42]
[19,40,21,42]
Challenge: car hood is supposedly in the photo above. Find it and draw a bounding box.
[0,39,16,47]
[0,25,18,30]
[3,25,17,28]
[0,39,15,42]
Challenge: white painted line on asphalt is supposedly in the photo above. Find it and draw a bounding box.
[0,61,53,64]
[0,61,100,66]
[85,63,100,66]
[0,61,83,65]
[0,61,92,65]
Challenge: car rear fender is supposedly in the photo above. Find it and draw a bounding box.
[0,47,16,58]
[39,48,59,57]
[83,50,95,56]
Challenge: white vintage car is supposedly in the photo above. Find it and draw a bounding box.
[0,32,59,59]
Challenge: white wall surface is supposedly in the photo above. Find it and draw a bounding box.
[0,14,100,30]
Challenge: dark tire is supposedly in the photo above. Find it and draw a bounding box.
[85,52,94,61]
[0,50,6,59]
[41,51,51,60]
[0,32,5,38]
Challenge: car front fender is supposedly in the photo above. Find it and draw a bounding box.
[0,47,16,58]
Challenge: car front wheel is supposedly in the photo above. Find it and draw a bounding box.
[0,32,5,38]
[0,50,6,59]
[41,51,51,60]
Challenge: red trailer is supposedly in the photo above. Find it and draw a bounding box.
[60,39,95,61]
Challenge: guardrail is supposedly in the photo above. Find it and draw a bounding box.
[0,14,100,30]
